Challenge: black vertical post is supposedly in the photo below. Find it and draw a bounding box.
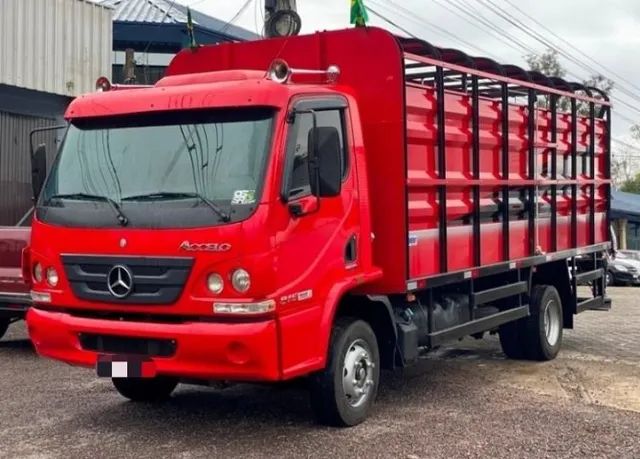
[571,98,578,248]
[528,88,537,255]
[589,100,596,245]
[501,82,510,261]
[436,66,448,273]
[550,94,558,252]
[472,75,481,267]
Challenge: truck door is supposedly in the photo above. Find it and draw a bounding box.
[273,97,360,372]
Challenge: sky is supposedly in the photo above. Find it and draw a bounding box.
[178,0,640,155]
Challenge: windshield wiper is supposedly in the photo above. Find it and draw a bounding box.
[47,193,129,226]
[122,192,230,222]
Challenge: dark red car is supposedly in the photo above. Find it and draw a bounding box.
[0,225,31,339]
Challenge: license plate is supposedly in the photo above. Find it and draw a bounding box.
[96,355,157,378]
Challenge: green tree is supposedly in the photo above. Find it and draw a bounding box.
[525,48,614,114]
[526,48,640,187]
[617,126,640,190]
[621,172,640,194]
[526,48,566,78]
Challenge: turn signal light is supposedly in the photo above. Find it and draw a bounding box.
[214,300,275,315]
[31,291,52,303]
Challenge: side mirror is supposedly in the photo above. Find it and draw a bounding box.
[31,143,47,201]
[308,126,342,198]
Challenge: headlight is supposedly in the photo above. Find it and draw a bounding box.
[33,263,43,283]
[616,265,628,272]
[207,273,224,294]
[46,267,59,287]
[231,268,251,293]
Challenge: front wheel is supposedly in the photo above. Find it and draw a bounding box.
[0,318,9,340]
[309,318,380,427]
[112,376,178,402]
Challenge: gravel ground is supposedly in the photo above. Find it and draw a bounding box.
[1,287,639,458]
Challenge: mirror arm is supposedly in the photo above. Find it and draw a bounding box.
[29,124,68,156]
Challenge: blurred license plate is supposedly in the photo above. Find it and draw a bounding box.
[96,355,157,378]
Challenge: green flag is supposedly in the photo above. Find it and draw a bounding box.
[186,7,197,49]
[350,0,369,27]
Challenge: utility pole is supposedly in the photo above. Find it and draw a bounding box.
[264,0,301,38]
[123,48,136,84]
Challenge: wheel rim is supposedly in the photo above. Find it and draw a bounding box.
[341,339,375,408]
[606,272,613,285]
[543,299,561,347]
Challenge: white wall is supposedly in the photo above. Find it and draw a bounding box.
[0,0,113,97]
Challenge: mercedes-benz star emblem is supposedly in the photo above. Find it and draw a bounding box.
[107,265,134,299]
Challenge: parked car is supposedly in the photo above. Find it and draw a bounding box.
[606,252,640,286]
[0,212,32,339]
[617,250,640,262]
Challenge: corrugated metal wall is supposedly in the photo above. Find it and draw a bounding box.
[0,112,59,225]
[0,0,112,97]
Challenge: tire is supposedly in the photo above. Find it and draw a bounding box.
[112,376,178,402]
[605,271,614,287]
[309,318,380,427]
[499,285,563,361]
[0,318,9,340]
[498,319,526,359]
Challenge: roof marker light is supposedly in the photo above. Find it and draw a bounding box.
[95,76,112,92]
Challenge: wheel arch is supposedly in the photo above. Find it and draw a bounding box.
[332,294,398,370]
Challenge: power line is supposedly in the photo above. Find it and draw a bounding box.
[141,0,179,55]
[426,0,640,120]
[449,0,538,55]
[220,0,255,34]
[613,138,640,154]
[366,5,420,39]
[474,0,640,107]
[370,0,500,59]
[501,0,640,94]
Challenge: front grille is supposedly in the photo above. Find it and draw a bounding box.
[78,333,176,357]
[62,255,193,305]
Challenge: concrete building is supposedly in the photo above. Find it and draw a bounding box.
[611,190,640,250]
[0,0,257,225]
[0,0,112,225]
[98,0,259,84]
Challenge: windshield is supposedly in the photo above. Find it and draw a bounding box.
[38,109,274,228]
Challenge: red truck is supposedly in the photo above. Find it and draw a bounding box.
[26,28,611,426]
[0,220,31,339]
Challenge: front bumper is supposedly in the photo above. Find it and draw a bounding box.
[27,307,281,381]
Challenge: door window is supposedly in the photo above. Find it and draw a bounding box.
[284,109,347,199]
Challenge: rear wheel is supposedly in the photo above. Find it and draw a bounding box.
[112,376,178,402]
[0,318,9,340]
[309,317,380,427]
[499,285,563,361]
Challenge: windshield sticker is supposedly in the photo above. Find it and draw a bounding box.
[231,190,256,205]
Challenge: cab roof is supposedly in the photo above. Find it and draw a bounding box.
[65,71,339,120]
